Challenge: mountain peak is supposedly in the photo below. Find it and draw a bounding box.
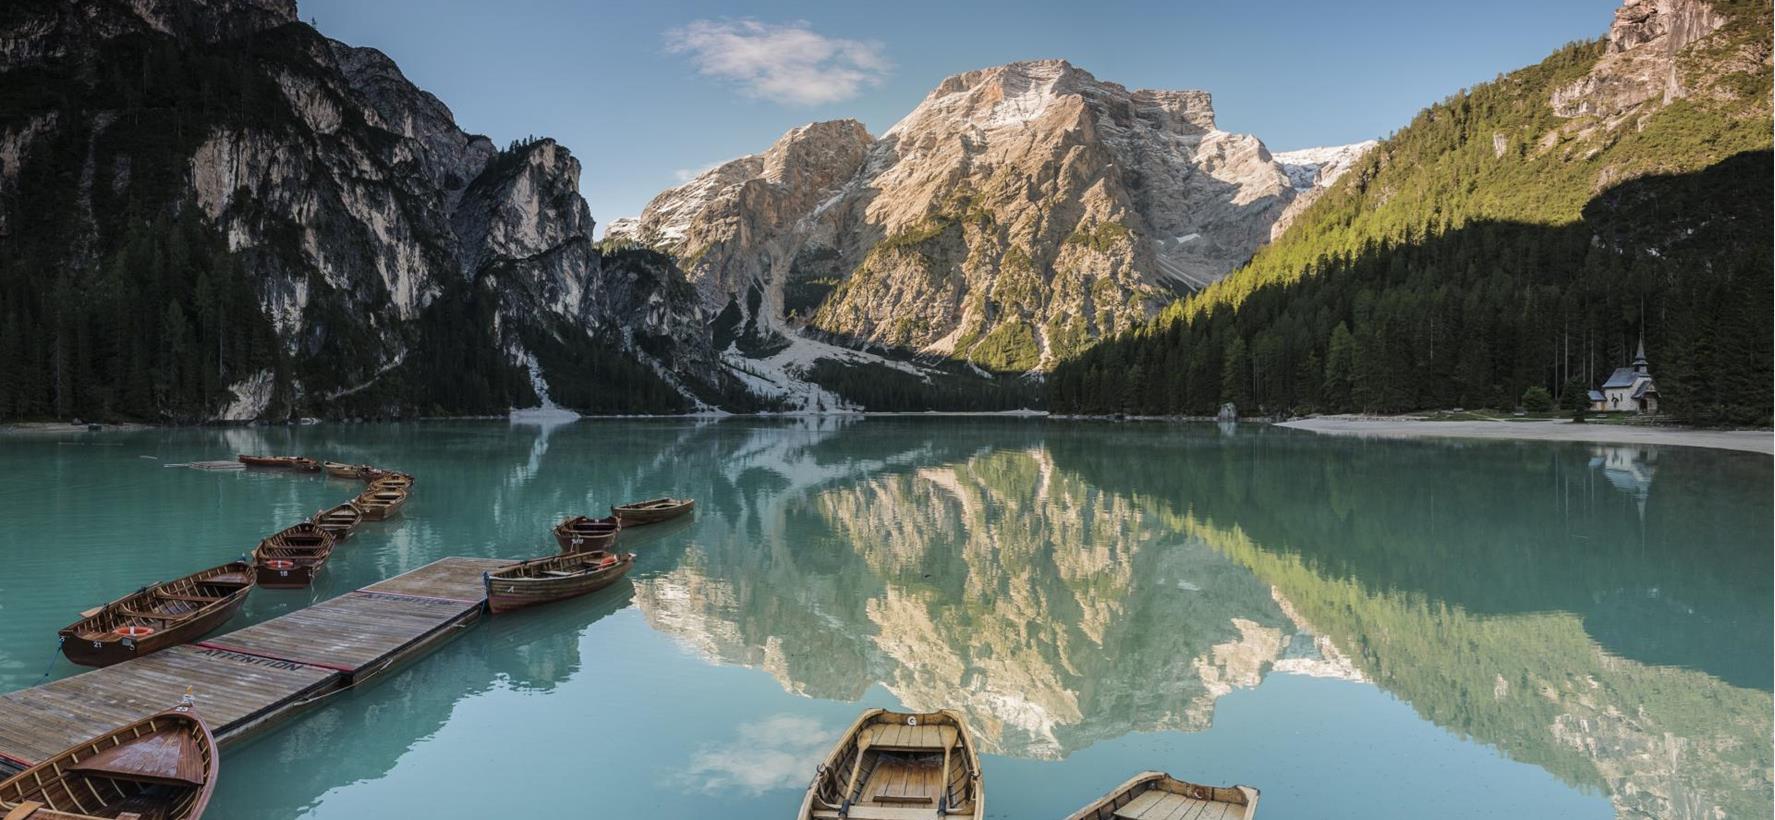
[892,59,1217,137]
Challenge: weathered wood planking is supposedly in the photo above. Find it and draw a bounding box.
[0,646,335,771]
[0,557,511,775]
[362,557,506,602]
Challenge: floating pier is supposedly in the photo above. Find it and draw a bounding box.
[0,556,508,775]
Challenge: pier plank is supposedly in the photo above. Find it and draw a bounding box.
[0,557,506,773]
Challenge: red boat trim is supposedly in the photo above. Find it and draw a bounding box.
[190,642,357,674]
[0,748,33,769]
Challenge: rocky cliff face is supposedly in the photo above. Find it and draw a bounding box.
[1551,0,1730,119]
[0,0,732,419]
[613,60,1370,374]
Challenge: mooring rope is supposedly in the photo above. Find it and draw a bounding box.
[34,640,61,683]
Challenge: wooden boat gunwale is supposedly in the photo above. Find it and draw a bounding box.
[365,472,413,490]
[484,550,635,614]
[352,487,409,520]
[797,707,983,820]
[252,522,336,588]
[1063,770,1259,820]
[237,454,293,468]
[311,502,363,542]
[610,496,694,526]
[0,702,218,819]
[552,515,620,552]
[323,461,368,479]
[57,562,255,667]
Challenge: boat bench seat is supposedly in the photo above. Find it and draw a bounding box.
[857,723,957,751]
[810,808,950,820]
[1114,790,1216,820]
[541,570,579,577]
[156,593,222,604]
[119,607,196,622]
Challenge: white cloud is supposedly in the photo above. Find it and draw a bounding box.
[666,19,890,106]
[675,714,835,795]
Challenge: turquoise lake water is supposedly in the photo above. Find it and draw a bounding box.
[0,418,1768,818]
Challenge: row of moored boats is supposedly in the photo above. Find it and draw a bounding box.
[4,456,415,818]
[483,497,696,614]
[1,482,695,819]
[799,708,1258,819]
[56,454,414,669]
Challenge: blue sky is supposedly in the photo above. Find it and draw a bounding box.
[300,0,1620,230]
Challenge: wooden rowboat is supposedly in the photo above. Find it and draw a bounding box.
[366,472,413,490]
[288,457,322,473]
[1065,771,1259,820]
[611,497,694,526]
[353,487,409,520]
[311,502,363,542]
[252,522,335,588]
[57,563,254,668]
[237,454,294,468]
[798,708,983,820]
[553,515,620,552]
[323,461,366,479]
[484,551,635,614]
[0,699,217,819]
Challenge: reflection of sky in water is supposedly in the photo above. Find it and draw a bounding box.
[679,714,836,795]
[0,419,1765,819]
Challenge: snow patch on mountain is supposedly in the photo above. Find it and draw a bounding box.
[1273,141,1378,191]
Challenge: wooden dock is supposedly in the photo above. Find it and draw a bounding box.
[0,556,508,775]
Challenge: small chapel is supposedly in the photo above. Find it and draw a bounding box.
[1589,339,1659,414]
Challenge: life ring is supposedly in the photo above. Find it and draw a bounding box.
[265,559,296,570]
[114,625,155,639]
[597,556,618,568]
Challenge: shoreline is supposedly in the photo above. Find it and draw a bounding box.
[8,414,1770,455]
[1276,415,1772,455]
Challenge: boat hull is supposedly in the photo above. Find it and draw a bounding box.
[255,562,319,588]
[1064,772,1259,820]
[238,454,292,468]
[0,705,217,820]
[486,554,634,614]
[553,516,620,552]
[313,505,362,542]
[60,598,244,667]
[354,489,409,520]
[611,498,694,526]
[58,563,255,668]
[253,524,335,589]
[798,708,983,820]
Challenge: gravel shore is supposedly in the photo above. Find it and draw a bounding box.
[1277,416,1771,455]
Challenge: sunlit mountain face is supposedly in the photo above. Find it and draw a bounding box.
[625,420,1768,818]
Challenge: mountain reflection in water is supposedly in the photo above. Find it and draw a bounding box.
[14,419,1760,819]
[625,420,1769,820]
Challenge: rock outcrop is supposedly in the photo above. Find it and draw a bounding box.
[1551,0,1729,119]
[614,60,1371,373]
